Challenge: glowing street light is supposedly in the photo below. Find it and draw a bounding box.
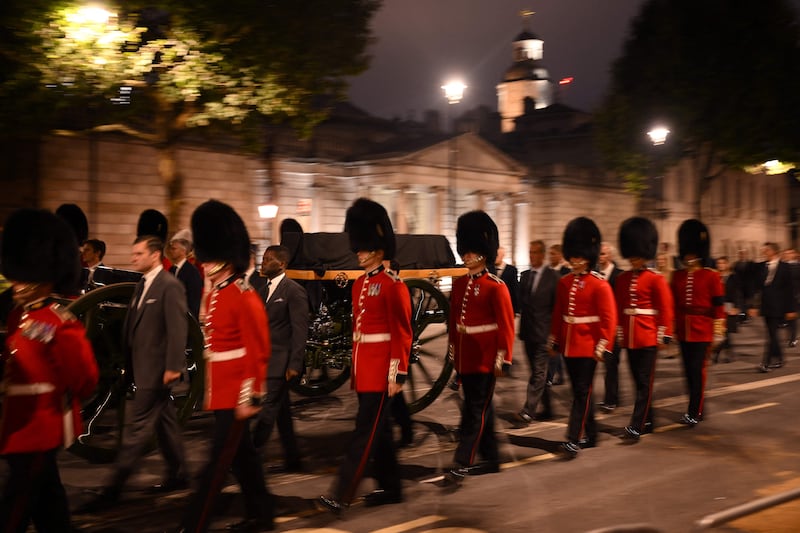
[647,126,670,146]
[441,80,467,105]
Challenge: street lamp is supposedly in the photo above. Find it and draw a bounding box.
[441,80,466,232]
[647,126,671,224]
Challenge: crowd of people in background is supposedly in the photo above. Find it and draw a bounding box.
[1,198,797,531]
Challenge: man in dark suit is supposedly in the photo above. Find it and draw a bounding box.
[596,242,624,411]
[166,229,203,319]
[252,245,309,472]
[78,235,189,511]
[518,240,559,423]
[80,238,106,291]
[750,242,797,372]
[495,246,520,314]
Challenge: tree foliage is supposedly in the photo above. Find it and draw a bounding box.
[0,0,379,225]
[0,0,379,139]
[595,0,800,213]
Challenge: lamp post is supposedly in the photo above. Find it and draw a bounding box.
[647,126,671,230]
[441,80,466,232]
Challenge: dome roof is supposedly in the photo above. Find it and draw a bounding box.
[503,59,549,82]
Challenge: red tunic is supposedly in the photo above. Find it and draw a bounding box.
[202,277,270,410]
[549,271,617,358]
[350,267,412,392]
[671,268,726,342]
[615,268,675,349]
[0,299,98,454]
[449,271,515,375]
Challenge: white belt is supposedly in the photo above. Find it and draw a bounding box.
[563,315,600,324]
[205,347,246,362]
[4,382,56,396]
[624,308,658,316]
[456,323,498,334]
[354,332,391,343]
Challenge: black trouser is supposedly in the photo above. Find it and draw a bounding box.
[180,410,272,533]
[763,316,784,366]
[390,391,413,441]
[602,344,623,406]
[0,449,70,533]
[331,391,399,504]
[455,373,498,467]
[109,387,186,490]
[253,376,300,466]
[523,340,551,415]
[679,341,708,419]
[627,347,657,432]
[563,357,597,443]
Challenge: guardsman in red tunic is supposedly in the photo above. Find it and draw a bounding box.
[442,211,514,485]
[548,217,617,458]
[615,217,674,442]
[179,200,272,533]
[0,208,98,532]
[671,219,725,426]
[318,198,412,514]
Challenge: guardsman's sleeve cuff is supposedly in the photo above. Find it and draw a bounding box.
[237,377,254,406]
[389,358,405,384]
[594,339,609,360]
[713,318,726,344]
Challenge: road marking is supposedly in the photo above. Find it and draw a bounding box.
[371,515,447,533]
[724,402,779,415]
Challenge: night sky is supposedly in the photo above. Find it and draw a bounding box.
[347,0,800,121]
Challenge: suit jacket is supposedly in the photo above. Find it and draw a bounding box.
[498,263,520,313]
[173,260,203,319]
[518,266,558,344]
[258,276,309,379]
[124,269,188,389]
[248,270,268,293]
[756,261,795,318]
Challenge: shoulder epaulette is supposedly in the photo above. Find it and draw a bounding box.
[590,271,605,280]
[487,273,504,284]
[385,269,402,282]
[234,278,250,292]
[49,302,76,323]
[704,267,719,273]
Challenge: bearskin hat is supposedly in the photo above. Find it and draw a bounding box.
[279,218,304,266]
[191,200,251,274]
[678,219,710,261]
[562,217,601,267]
[55,203,89,245]
[619,217,658,260]
[344,198,396,260]
[2,208,81,294]
[456,210,500,267]
[137,209,168,242]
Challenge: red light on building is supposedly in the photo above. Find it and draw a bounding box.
[559,77,574,85]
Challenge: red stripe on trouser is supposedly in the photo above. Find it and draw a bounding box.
[468,377,496,465]
[640,356,657,432]
[191,419,245,533]
[698,355,708,417]
[579,383,593,440]
[344,393,387,505]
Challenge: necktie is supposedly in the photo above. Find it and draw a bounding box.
[266,280,272,302]
[170,265,178,275]
[530,270,539,294]
[766,262,777,285]
[132,278,145,309]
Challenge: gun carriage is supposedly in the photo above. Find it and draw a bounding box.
[28,231,464,462]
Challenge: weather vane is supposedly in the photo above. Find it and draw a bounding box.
[520,9,535,28]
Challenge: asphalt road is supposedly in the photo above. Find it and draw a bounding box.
[10,318,800,532]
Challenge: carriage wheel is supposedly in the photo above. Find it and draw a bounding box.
[404,279,452,414]
[66,283,205,463]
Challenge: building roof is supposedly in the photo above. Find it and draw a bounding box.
[515,30,540,41]
[503,59,549,82]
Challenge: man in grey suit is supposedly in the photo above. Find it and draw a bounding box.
[518,240,559,423]
[78,235,189,511]
[252,245,309,472]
